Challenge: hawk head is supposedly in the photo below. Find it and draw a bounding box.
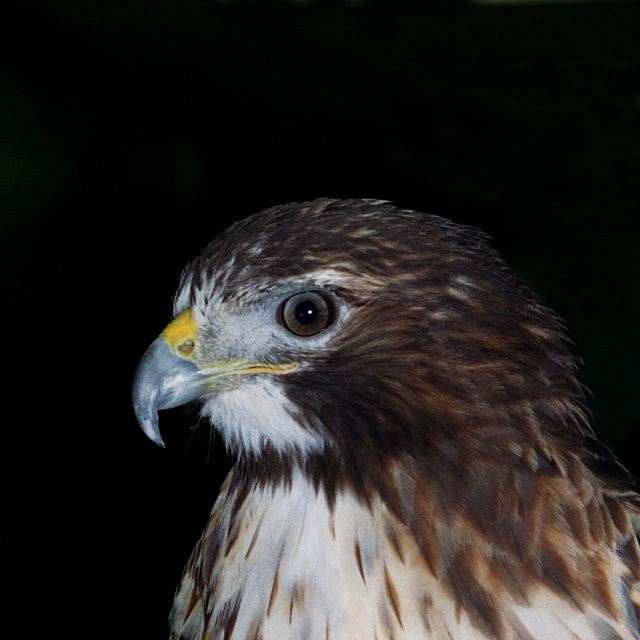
[132,198,605,498]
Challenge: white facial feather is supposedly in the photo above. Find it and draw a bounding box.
[172,270,354,456]
[199,378,325,456]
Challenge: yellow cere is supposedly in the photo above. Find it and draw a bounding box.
[162,309,198,357]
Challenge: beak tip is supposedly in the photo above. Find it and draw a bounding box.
[151,434,167,449]
[141,421,167,448]
[133,406,167,448]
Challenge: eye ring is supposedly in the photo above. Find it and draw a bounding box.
[278,291,335,337]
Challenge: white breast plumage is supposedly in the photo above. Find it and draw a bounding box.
[169,469,639,640]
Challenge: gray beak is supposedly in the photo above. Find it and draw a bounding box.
[132,335,208,447]
[132,311,207,447]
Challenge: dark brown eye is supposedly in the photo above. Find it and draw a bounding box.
[278,291,335,337]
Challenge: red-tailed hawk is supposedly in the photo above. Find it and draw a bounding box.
[132,198,640,640]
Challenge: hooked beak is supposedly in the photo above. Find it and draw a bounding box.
[132,309,299,447]
[132,310,205,447]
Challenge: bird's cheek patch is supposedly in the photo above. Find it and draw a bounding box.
[162,309,199,358]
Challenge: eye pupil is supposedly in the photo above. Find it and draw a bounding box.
[279,291,335,337]
[295,301,318,325]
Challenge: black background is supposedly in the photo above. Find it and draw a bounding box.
[2,1,639,638]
